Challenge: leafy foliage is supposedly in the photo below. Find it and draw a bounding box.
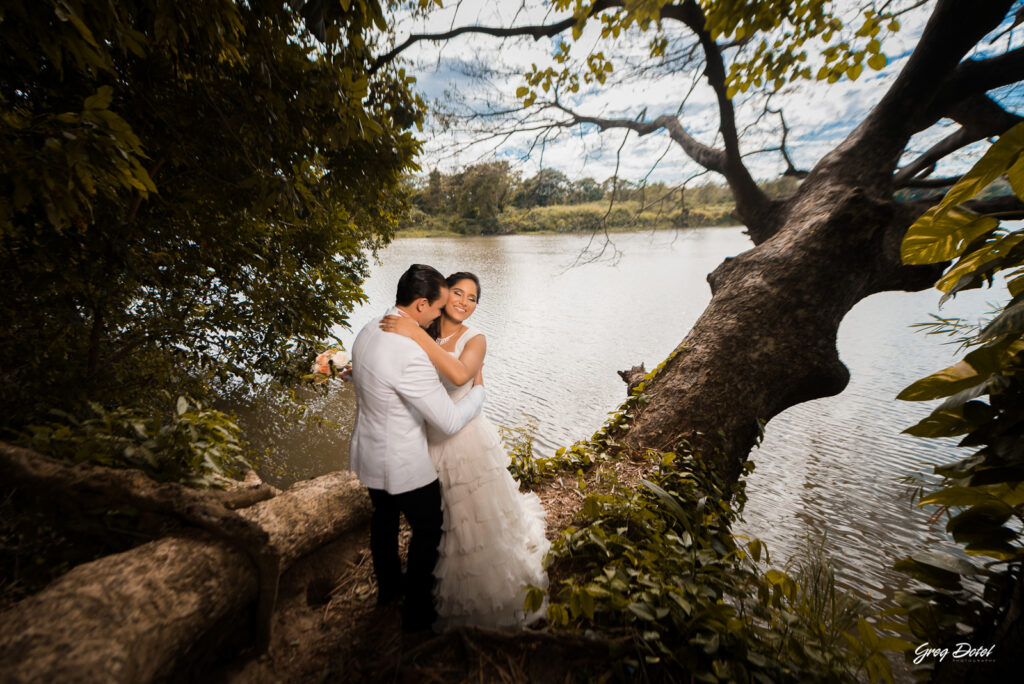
[17,394,245,488]
[501,421,556,486]
[515,0,902,107]
[532,451,903,683]
[897,122,1024,665]
[0,1,424,472]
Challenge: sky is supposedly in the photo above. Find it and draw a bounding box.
[383,0,1024,186]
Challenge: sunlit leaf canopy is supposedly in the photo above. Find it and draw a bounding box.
[520,0,899,101]
[0,0,428,430]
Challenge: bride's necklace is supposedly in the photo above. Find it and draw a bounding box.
[436,323,463,346]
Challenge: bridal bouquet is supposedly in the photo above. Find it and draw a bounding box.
[310,349,349,384]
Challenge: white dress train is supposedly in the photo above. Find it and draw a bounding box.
[427,326,550,630]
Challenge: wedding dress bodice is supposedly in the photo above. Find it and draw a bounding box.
[439,326,482,400]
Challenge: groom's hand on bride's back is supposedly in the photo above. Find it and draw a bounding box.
[473,365,484,387]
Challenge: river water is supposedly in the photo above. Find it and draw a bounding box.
[266,228,1000,606]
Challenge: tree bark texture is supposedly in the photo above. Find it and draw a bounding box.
[0,468,371,683]
[619,0,1017,484]
[621,186,941,483]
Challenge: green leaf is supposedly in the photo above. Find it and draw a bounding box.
[1006,268,1024,297]
[877,637,915,652]
[524,587,544,613]
[937,232,1024,293]
[920,486,997,508]
[580,588,595,619]
[515,86,529,98]
[176,396,189,416]
[857,617,879,648]
[933,122,1024,216]
[947,501,1014,534]
[628,602,657,621]
[979,297,1024,339]
[902,408,971,438]
[964,543,1019,561]
[867,53,887,70]
[896,359,983,401]
[894,556,963,590]
[747,538,763,563]
[642,479,690,529]
[898,338,1024,402]
[901,207,998,265]
[906,550,978,578]
[1007,153,1024,199]
[84,86,114,110]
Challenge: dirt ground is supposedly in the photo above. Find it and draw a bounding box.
[216,456,654,683]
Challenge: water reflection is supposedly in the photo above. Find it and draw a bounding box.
[260,228,1000,607]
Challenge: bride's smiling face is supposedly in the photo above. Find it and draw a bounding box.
[444,279,478,323]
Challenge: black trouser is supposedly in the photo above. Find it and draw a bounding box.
[367,479,443,629]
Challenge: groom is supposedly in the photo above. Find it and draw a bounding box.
[349,263,485,632]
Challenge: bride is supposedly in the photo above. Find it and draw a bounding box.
[380,271,549,630]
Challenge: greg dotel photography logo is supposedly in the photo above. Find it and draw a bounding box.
[913,642,996,665]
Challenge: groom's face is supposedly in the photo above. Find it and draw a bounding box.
[413,287,449,327]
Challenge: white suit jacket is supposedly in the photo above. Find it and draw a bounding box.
[349,307,485,494]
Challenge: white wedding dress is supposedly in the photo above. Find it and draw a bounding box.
[427,326,550,630]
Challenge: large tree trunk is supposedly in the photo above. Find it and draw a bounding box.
[620,187,938,483]
[619,0,1014,485]
[0,460,371,683]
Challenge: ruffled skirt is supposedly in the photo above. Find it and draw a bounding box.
[429,413,549,630]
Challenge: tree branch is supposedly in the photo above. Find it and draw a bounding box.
[964,194,1024,216]
[941,44,1024,103]
[548,102,728,174]
[770,106,807,177]
[370,0,620,74]
[902,175,962,188]
[895,95,1023,187]
[810,0,1015,188]
[894,129,972,187]
[662,1,770,228]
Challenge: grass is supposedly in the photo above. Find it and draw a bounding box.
[397,200,736,237]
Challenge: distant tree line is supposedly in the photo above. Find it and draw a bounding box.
[405,162,800,234]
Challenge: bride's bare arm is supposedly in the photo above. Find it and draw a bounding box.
[381,315,486,385]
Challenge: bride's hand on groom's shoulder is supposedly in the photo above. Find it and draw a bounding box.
[380,315,421,339]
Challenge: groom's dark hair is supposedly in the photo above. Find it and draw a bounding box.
[395,264,447,306]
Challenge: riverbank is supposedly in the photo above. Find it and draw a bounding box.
[397,199,735,237]
[217,448,653,682]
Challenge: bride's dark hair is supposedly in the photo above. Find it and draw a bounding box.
[428,271,481,340]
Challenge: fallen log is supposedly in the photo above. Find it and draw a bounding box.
[0,443,287,651]
[0,448,371,683]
